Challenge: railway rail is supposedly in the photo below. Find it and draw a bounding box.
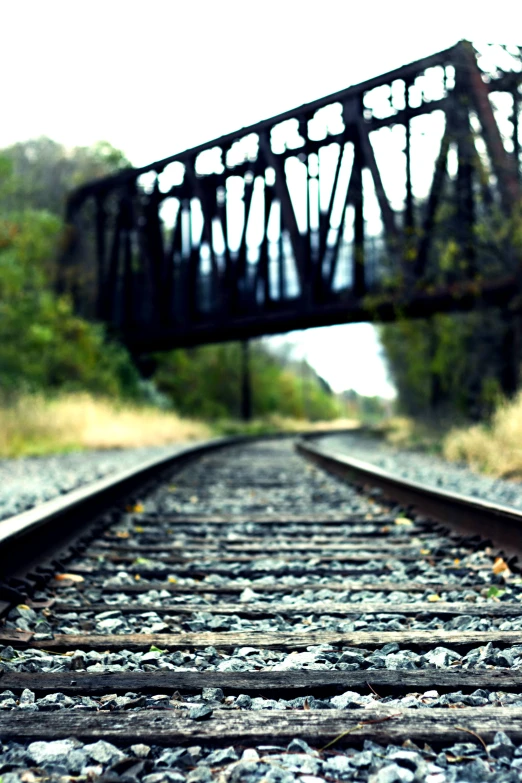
[1,435,522,781]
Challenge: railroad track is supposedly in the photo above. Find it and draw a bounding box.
[1,435,522,781]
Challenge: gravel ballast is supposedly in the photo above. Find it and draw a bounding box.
[0,446,186,521]
[1,735,522,782]
[1,430,521,526]
[2,439,522,782]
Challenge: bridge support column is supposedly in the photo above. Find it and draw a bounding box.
[500,309,522,398]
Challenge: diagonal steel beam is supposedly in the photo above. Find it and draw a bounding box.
[457,42,520,213]
[259,132,305,295]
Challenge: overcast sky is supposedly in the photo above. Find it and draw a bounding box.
[2,0,520,397]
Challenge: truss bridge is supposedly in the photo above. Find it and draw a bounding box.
[61,41,522,353]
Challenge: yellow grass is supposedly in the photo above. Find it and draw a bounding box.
[0,393,212,457]
[443,391,522,479]
[257,416,360,433]
[375,416,417,448]
[375,416,445,451]
[0,394,360,458]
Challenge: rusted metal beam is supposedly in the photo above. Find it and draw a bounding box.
[60,40,522,351]
[356,117,397,237]
[459,42,520,213]
[259,132,305,295]
[122,276,519,352]
[415,126,451,277]
[66,45,458,201]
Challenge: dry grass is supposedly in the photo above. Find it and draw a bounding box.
[375,416,417,448]
[0,393,212,457]
[0,394,360,458]
[263,416,360,433]
[374,416,446,452]
[216,415,360,437]
[443,392,522,479]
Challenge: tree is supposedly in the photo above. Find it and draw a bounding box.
[378,147,522,422]
[153,342,341,420]
[0,143,139,398]
[0,137,129,216]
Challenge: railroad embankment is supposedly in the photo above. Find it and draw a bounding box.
[366,392,522,482]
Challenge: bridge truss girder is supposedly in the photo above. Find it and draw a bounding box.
[61,41,522,352]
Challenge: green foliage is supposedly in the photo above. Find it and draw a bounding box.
[379,309,513,420]
[340,389,389,424]
[379,175,522,422]
[213,419,280,437]
[0,152,140,399]
[0,137,129,215]
[154,342,341,421]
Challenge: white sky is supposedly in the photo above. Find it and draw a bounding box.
[1,0,520,398]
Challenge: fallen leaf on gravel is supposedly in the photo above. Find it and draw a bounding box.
[168,577,177,583]
[127,503,144,513]
[190,495,198,503]
[454,558,461,566]
[134,574,141,581]
[55,573,84,583]
[115,531,130,539]
[487,586,505,599]
[134,526,144,533]
[493,557,510,575]
[395,517,413,526]
[427,594,441,602]
[420,549,430,555]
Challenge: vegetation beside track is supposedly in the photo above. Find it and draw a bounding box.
[0,392,360,458]
[0,393,210,457]
[369,393,522,483]
[443,391,522,479]
[0,137,364,457]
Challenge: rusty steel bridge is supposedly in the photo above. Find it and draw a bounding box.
[61,41,522,353]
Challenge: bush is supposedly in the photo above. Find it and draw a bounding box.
[154,342,341,421]
[0,209,140,398]
[443,391,522,478]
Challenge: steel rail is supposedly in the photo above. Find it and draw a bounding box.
[0,435,258,584]
[4,428,522,594]
[297,437,522,562]
[0,429,355,586]
[3,431,522,752]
